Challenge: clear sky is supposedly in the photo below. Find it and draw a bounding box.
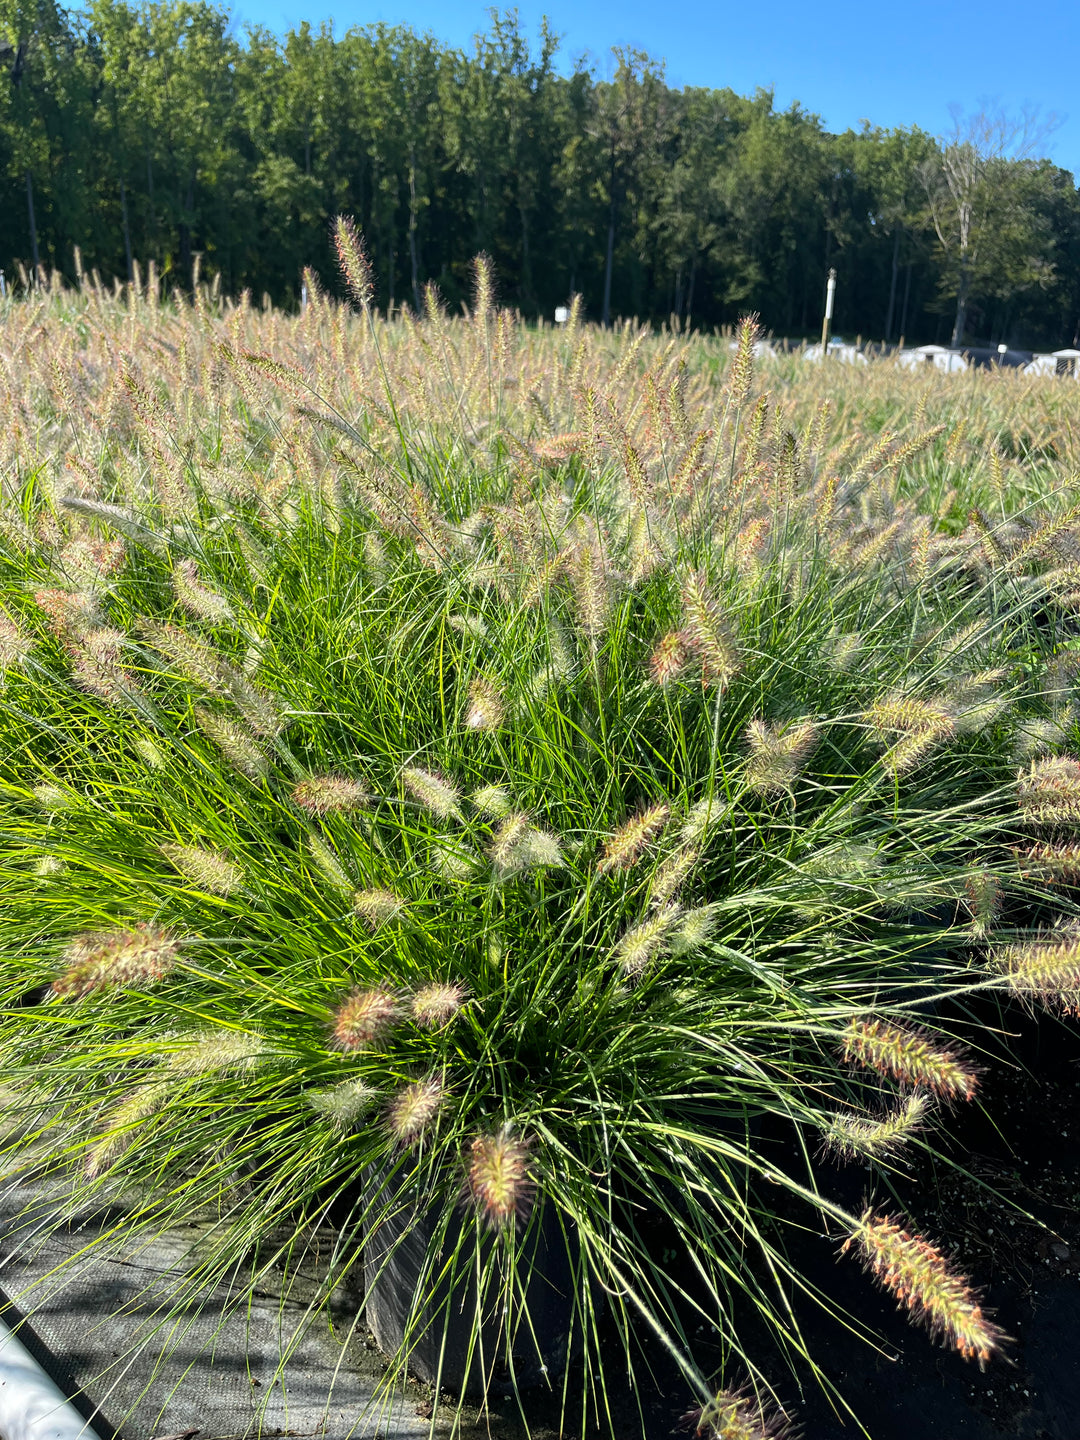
[232,0,1079,179]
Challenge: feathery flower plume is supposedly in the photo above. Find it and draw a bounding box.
[0,612,33,674]
[306,833,353,894]
[161,841,244,896]
[649,847,700,908]
[679,1383,791,1440]
[864,694,956,744]
[489,813,532,873]
[680,570,740,688]
[726,315,761,409]
[225,671,286,739]
[1012,839,1080,884]
[649,629,691,687]
[669,905,718,955]
[448,613,488,640]
[166,1028,266,1076]
[34,855,65,879]
[517,827,565,869]
[464,676,505,731]
[403,766,462,820]
[597,802,670,874]
[195,708,267,780]
[615,907,683,977]
[844,1208,1007,1364]
[471,784,512,818]
[353,888,407,929]
[681,797,730,845]
[471,252,495,325]
[842,1017,979,1101]
[1017,755,1080,825]
[487,814,565,876]
[33,587,98,637]
[567,539,614,642]
[534,432,585,465]
[56,537,125,589]
[412,982,468,1029]
[86,1083,170,1177]
[292,775,369,815]
[743,719,819,796]
[137,618,228,691]
[433,840,482,881]
[385,1076,447,1146]
[824,1091,931,1162]
[330,987,401,1051]
[134,737,165,769]
[65,627,143,708]
[307,1077,379,1130]
[33,780,76,812]
[826,631,863,672]
[464,1126,535,1229]
[333,215,374,309]
[990,927,1080,1013]
[963,872,1001,937]
[171,559,234,625]
[54,923,180,997]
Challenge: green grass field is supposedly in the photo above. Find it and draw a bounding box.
[2,243,1080,1440]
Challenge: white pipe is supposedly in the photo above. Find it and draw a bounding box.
[0,1317,101,1440]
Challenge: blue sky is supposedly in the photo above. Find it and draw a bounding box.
[233,0,1079,178]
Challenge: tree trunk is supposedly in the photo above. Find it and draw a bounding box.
[673,264,684,320]
[884,227,900,341]
[146,150,156,245]
[899,261,913,340]
[686,259,697,328]
[25,171,39,275]
[408,147,421,311]
[601,142,617,328]
[950,258,970,348]
[179,173,196,286]
[119,175,134,282]
[518,201,531,306]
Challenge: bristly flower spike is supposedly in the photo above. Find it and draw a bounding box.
[353,888,407,929]
[464,676,505,731]
[412,982,468,1029]
[649,629,691,687]
[597,802,670,874]
[679,1382,792,1440]
[824,1091,932,1162]
[385,1076,447,1147]
[464,1125,535,1229]
[53,924,180,997]
[333,215,374,309]
[161,842,244,896]
[330,987,401,1051]
[402,766,462,820]
[292,775,370,815]
[842,1017,979,1101]
[991,926,1080,1013]
[726,313,761,410]
[844,1208,1007,1365]
[307,1077,379,1130]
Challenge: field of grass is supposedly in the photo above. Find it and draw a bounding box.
[2,240,1080,1440]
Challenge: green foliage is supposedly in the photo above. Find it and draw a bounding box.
[1,3,1079,346]
[1,287,1079,1437]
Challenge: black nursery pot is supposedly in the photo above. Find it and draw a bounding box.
[364,1174,580,1396]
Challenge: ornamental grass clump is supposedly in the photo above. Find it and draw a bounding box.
[2,242,1080,1438]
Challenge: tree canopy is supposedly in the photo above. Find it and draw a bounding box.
[2,0,1078,347]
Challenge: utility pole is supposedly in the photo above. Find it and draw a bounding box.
[820,268,837,354]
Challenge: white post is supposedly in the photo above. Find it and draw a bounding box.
[820,268,837,354]
[0,1317,102,1440]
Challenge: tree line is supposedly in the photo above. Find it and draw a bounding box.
[3,0,1079,348]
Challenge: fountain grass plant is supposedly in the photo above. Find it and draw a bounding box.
[0,234,1079,1437]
